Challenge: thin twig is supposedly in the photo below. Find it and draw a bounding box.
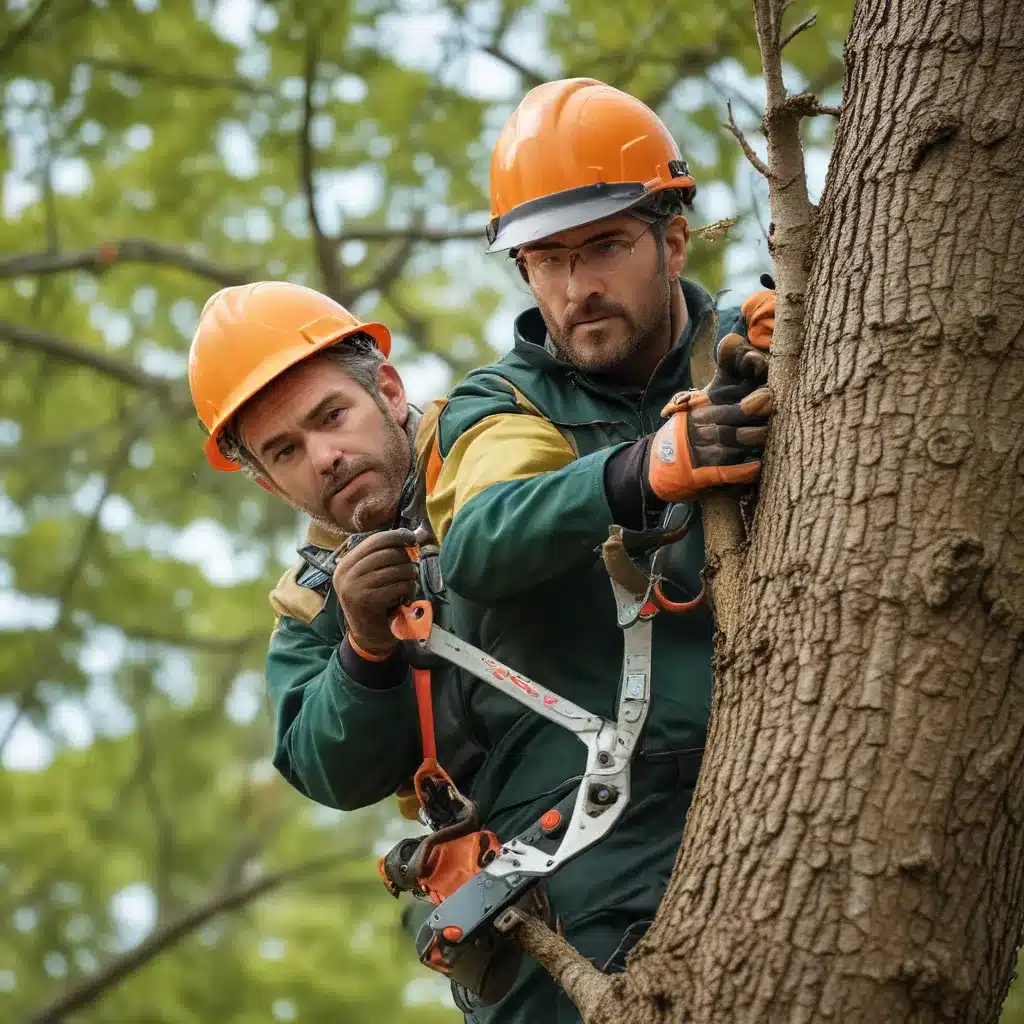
[480,43,546,86]
[705,69,763,122]
[693,217,739,243]
[780,11,817,50]
[131,685,177,919]
[41,151,59,255]
[749,173,770,243]
[725,101,771,179]
[0,421,142,757]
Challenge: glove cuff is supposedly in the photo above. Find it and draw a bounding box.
[604,437,665,529]
[339,634,407,690]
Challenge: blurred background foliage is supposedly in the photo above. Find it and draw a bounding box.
[5,0,1019,1021]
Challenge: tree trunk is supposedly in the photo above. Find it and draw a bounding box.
[579,1,1024,1021]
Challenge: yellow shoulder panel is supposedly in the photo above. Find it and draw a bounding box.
[427,410,577,544]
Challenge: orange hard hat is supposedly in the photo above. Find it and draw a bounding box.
[486,78,697,253]
[188,281,391,473]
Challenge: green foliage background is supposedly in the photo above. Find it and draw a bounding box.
[2,0,1019,1021]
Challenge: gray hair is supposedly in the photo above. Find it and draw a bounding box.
[215,331,388,479]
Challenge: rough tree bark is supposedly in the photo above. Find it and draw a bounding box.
[519,0,1024,1020]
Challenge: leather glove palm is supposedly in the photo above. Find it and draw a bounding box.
[645,283,776,503]
[332,528,418,657]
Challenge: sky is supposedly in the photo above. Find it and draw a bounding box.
[1,0,835,999]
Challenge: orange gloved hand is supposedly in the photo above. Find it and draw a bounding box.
[645,334,775,504]
[740,275,775,352]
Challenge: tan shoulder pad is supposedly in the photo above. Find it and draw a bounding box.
[305,520,348,550]
[269,564,328,626]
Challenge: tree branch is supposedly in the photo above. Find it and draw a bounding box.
[603,3,673,90]
[705,69,763,123]
[0,0,52,63]
[300,32,346,303]
[725,101,771,178]
[339,223,484,243]
[121,625,264,653]
[81,57,276,96]
[751,0,817,387]
[807,55,845,96]
[388,295,470,377]
[346,233,419,306]
[213,807,289,895]
[0,320,174,393]
[640,37,730,111]
[27,851,359,1024]
[480,43,546,86]
[0,421,141,757]
[515,916,614,1018]
[780,11,817,50]
[0,238,255,287]
[783,92,840,119]
[131,686,177,919]
[40,145,59,256]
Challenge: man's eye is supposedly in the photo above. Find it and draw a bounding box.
[274,444,296,463]
[596,240,627,255]
[325,408,342,423]
[538,253,564,268]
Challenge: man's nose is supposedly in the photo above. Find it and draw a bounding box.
[564,258,605,305]
[307,434,344,475]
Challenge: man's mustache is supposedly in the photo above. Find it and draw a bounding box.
[563,299,631,330]
[320,458,374,506]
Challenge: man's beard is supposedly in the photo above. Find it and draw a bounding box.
[306,412,411,534]
[542,274,671,376]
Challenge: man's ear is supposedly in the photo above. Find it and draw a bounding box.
[664,215,690,278]
[377,362,409,425]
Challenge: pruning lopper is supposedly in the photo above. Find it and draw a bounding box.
[375,506,704,1007]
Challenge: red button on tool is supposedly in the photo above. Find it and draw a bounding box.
[442,926,463,942]
[540,810,562,833]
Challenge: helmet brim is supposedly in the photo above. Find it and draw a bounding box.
[486,184,647,254]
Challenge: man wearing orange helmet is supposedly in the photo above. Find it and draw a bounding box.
[188,282,482,812]
[421,79,776,1020]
